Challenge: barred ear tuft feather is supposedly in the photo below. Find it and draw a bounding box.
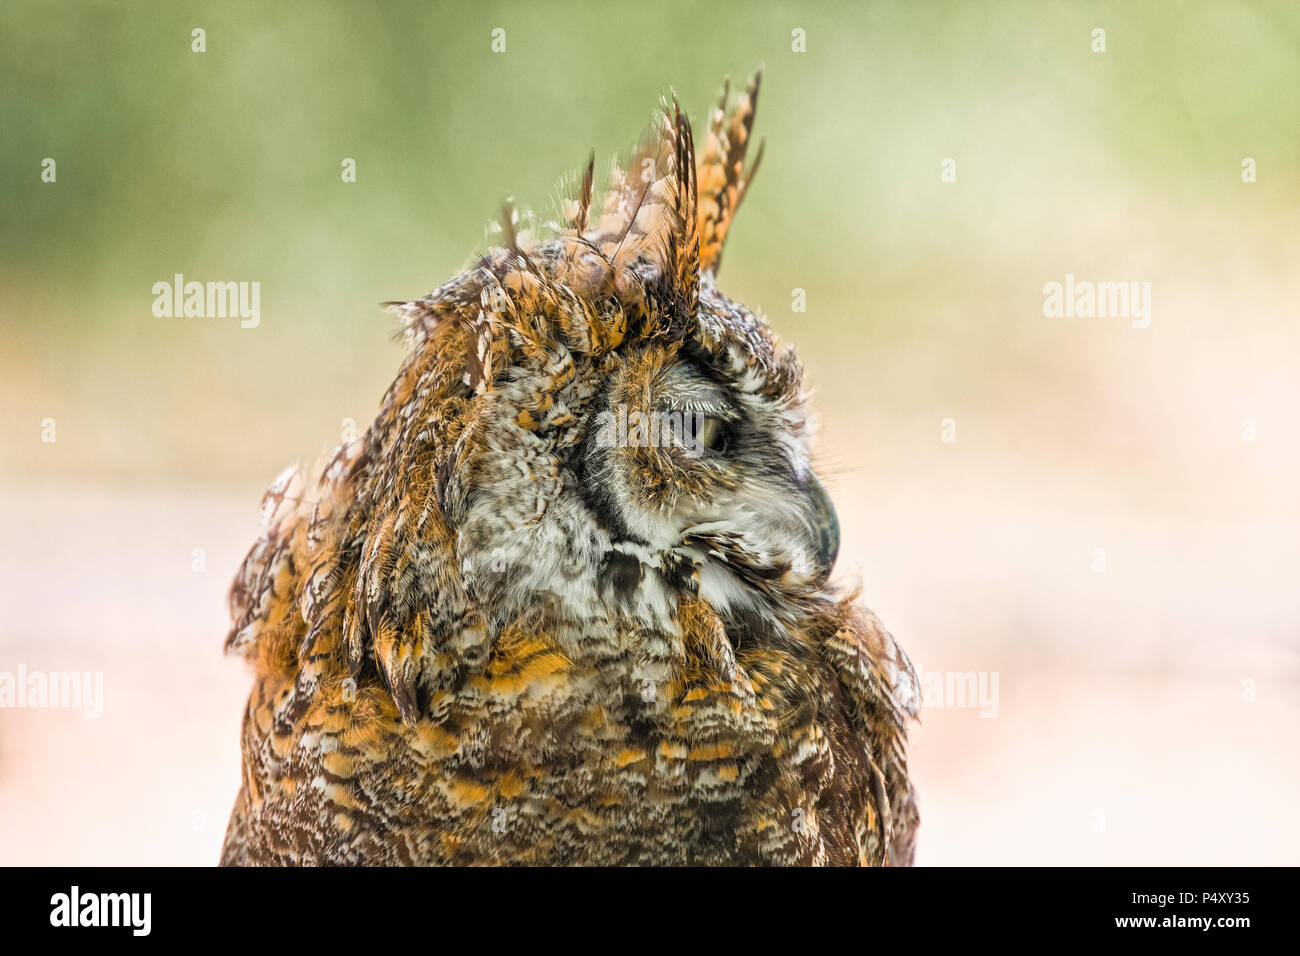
[696,68,765,274]
[572,150,595,234]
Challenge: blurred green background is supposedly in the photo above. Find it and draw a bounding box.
[2,1,1298,864]
[5,0,1298,482]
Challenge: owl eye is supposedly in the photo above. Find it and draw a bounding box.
[683,414,730,454]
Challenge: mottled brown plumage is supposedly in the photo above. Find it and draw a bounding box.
[220,73,919,866]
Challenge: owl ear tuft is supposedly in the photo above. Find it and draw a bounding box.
[569,96,699,335]
[670,100,700,325]
[571,150,595,235]
[696,68,765,275]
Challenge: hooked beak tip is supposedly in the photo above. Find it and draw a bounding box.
[804,471,840,585]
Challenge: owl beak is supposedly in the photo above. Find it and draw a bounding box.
[805,471,840,585]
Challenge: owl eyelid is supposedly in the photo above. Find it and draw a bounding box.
[659,363,739,419]
[658,398,739,421]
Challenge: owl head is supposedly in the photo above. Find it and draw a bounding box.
[381,73,841,641]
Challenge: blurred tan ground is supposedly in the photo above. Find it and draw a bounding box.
[2,0,1299,864]
[2,438,1296,864]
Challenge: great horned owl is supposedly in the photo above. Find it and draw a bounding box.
[220,73,920,866]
